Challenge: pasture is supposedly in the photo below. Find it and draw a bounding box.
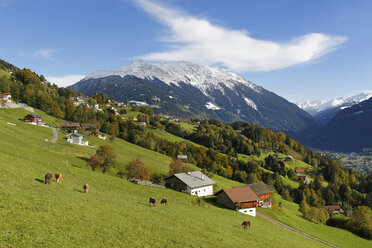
[0,108,329,247]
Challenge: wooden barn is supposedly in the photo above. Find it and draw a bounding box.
[215,186,261,217]
[60,122,81,130]
[241,182,274,208]
[165,171,216,197]
[324,205,344,214]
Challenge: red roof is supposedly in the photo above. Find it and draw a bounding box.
[324,205,343,211]
[219,187,261,203]
[295,169,305,173]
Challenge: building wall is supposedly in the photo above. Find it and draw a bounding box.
[238,207,256,217]
[258,193,272,208]
[216,192,235,209]
[189,185,213,197]
[165,176,188,192]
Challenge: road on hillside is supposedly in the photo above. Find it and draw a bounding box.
[257,212,339,248]
[50,128,58,143]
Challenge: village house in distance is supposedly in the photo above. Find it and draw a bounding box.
[67,132,88,146]
[165,171,216,197]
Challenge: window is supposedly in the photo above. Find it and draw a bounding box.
[249,210,253,212]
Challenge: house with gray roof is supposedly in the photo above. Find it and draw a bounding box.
[67,131,88,146]
[165,171,216,197]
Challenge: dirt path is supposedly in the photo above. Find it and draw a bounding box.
[50,128,58,143]
[257,212,339,248]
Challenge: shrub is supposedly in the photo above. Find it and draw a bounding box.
[126,157,152,180]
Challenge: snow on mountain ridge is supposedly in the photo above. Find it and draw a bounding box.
[85,60,262,95]
[298,91,372,115]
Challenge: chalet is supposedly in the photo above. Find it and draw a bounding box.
[73,96,87,106]
[238,182,275,208]
[177,155,188,163]
[60,122,81,130]
[24,114,42,124]
[138,122,147,127]
[132,116,138,121]
[165,171,216,197]
[66,132,88,146]
[295,169,305,176]
[284,155,293,162]
[81,123,98,133]
[97,133,107,140]
[215,186,261,217]
[324,205,344,214]
[0,93,11,101]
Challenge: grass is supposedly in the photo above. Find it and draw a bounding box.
[177,121,197,132]
[259,194,371,248]
[0,69,10,78]
[0,108,330,247]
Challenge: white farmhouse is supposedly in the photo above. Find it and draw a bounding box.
[67,132,88,146]
[165,171,216,197]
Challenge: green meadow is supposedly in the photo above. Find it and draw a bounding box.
[259,194,371,248]
[0,108,368,247]
[0,108,328,247]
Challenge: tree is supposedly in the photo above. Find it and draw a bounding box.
[299,197,310,219]
[126,156,152,180]
[168,158,191,176]
[96,145,116,173]
[86,155,101,171]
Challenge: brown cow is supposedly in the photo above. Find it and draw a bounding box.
[160,198,168,205]
[44,173,53,184]
[55,173,62,183]
[242,221,251,229]
[149,197,156,206]
[83,184,89,193]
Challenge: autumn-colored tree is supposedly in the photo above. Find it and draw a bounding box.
[168,158,191,176]
[125,156,152,180]
[86,155,102,171]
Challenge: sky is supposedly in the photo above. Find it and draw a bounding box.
[0,0,371,103]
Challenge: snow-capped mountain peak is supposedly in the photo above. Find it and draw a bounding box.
[299,91,372,115]
[298,91,372,124]
[85,60,261,95]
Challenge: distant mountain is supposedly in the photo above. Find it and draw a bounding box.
[69,61,319,135]
[298,91,372,124]
[309,97,372,152]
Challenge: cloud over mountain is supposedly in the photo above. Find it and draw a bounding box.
[135,0,347,72]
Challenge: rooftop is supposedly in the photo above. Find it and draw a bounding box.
[217,187,261,203]
[169,171,216,189]
[242,182,274,196]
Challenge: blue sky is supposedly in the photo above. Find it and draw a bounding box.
[0,0,371,103]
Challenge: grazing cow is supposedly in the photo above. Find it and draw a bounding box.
[83,184,89,193]
[44,173,53,184]
[242,221,251,229]
[161,198,168,205]
[149,197,156,206]
[55,173,62,183]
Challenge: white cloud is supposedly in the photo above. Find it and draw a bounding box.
[135,0,347,72]
[34,49,58,61]
[46,75,85,88]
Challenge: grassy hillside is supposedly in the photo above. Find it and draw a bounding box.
[260,194,371,248]
[0,69,10,78]
[0,108,329,247]
[1,108,369,247]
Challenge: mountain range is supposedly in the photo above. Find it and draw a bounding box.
[69,61,319,136]
[310,96,372,152]
[298,91,372,125]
